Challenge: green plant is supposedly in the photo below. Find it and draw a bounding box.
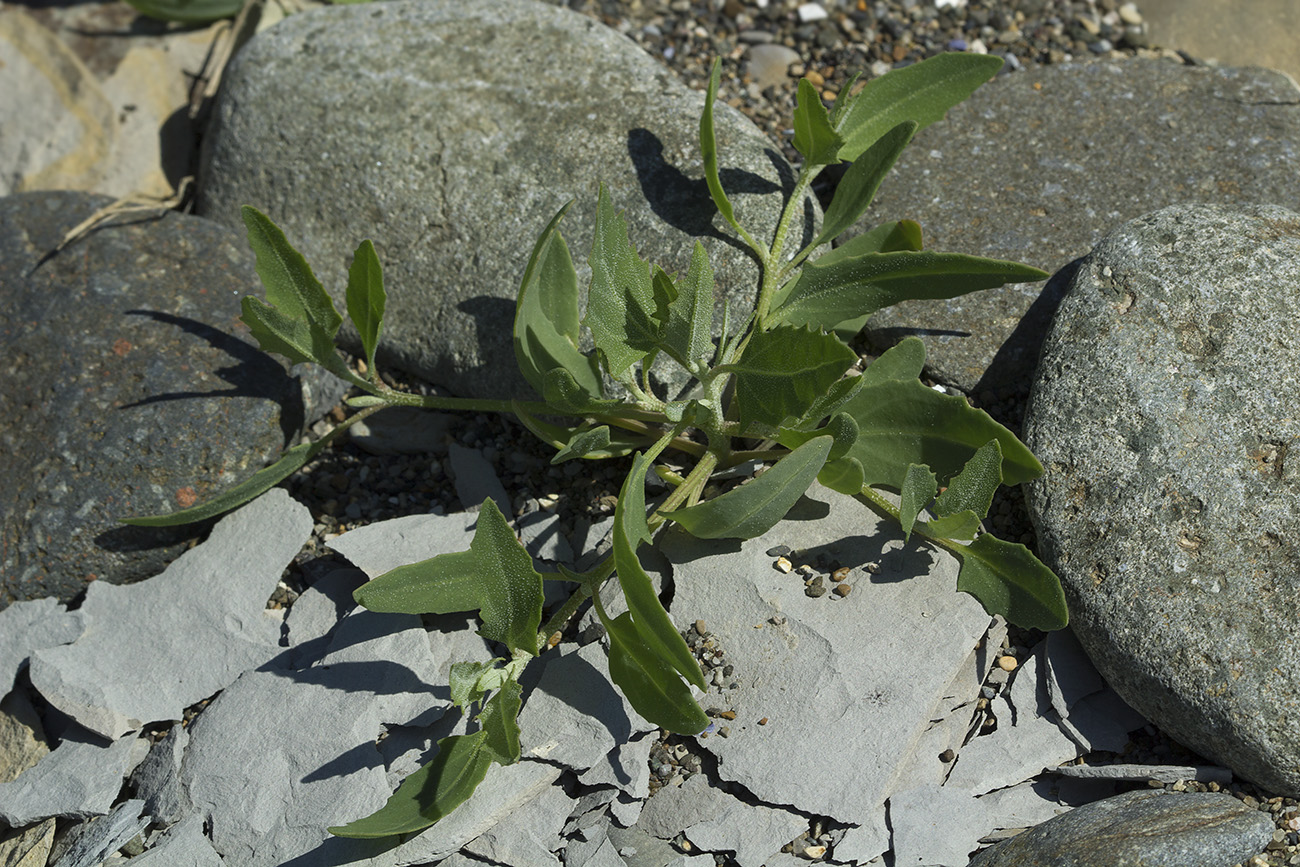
[127,53,1067,838]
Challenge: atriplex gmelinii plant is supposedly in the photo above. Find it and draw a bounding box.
[127,53,1068,837]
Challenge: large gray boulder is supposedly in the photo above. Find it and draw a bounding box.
[1024,204,1300,796]
[0,192,340,607]
[198,0,812,400]
[847,58,1300,402]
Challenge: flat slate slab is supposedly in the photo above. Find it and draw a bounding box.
[652,483,994,826]
[1025,203,1300,796]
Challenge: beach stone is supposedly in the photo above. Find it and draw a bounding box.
[0,191,344,608]
[198,0,814,400]
[1024,204,1300,796]
[847,58,1300,399]
[967,789,1274,867]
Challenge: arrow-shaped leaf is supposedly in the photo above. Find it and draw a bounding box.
[899,463,938,541]
[792,78,845,166]
[584,186,659,377]
[934,439,1002,518]
[665,436,832,540]
[478,679,523,765]
[354,498,543,656]
[660,241,716,371]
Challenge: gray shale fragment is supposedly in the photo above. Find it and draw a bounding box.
[49,798,148,867]
[518,642,656,773]
[448,442,511,515]
[1053,763,1235,784]
[129,724,190,826]
[328,510,478,578]
[27,489,311,740]
[0,598,85,693]
[0,726,139,826]
[463,781,572,867]
[967,789,1275,867]
[653,483,993,824]
[124,815,223,866]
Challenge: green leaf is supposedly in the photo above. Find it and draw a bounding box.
[449,660,501,709]
[605,612,710,735]
[778,411,858,462]
[121,0,241,23]
[818,456,865,495]
[898,463,938,541]
[328,732,493,838]
[811,121,916,248]
[345,239,386,374]
[790,376,865,432]
[552,426,613,463]
[478,680,523,765]
[240,207,346,374]
[665,436,832,540]
[954,534,1068,630]
[730,325,857,434]
[239,297,338,373]
[934,439,1002,518]
[660,242,716,371]
[123,438,329,526]
[842,338,1042,488]
[772,250,1049,332]
[770,219,922,317]
[514,202,603,399]
[584,187,659,377]
[792,78,845,166]
[700,58,739,230]
[354,499,543,657]
[542,368,624,416]
[837,53,1004,162]
[511,402,647,461]
[613,453,707,690]
[921,511,981,541]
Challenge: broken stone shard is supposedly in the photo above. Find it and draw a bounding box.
[0,727,139,826]
[27,490,311,740]
[0,598,86,694]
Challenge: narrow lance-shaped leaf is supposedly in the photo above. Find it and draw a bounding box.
[809,121,916,249]
[121,0,241,24]
[123,437,330,526]
[772,249,1049,332]
[770,219,922,314]
[584,186,659,377]
[328,731,493,838]
[665,436,833,540]
[954,534,1068,631]
[700,58,739,230]
[514,201,603,399]
[604,612,710,735]
[778,410,859,461]
[354,499,543,657]
[728,324,857,434]
[345,239,385,374]
[841,337,1042,487]
[898,463,938,541]
[613,453,707,690]
[510,401,649,461]
[836,53,1003,162]
[791,78,844,166]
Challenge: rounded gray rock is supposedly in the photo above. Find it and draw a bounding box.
[0,191,333,606]
[198,0,813,400]
[1024,204,1300,795]
[968,789,1274,867]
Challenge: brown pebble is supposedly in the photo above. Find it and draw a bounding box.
[718,726,731,738]
[758,717,768,725]
[997,655,1018,672]
[803,69,825,87]
[719,710,736,720]
[833,584,851,598]
[695,619,707,635]
[831,567,850,582]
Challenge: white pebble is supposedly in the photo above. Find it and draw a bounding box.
[797,3,827,23]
